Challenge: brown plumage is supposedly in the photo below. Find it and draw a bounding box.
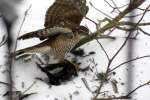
[44,0,88,30]
[16,28,81,62]
[16,0,89,62]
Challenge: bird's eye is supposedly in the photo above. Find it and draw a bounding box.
[66,33,74,39]
[81,0,85,4]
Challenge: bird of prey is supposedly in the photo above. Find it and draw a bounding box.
[16,0,89,64]
[44,0,89,31]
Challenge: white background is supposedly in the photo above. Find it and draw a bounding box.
[0,0,150,100]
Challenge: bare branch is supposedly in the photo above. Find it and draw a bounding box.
[106,3,150,73]
[89,2,113,19]
[75,0,145,48]
[96,40,110,61]
[126,80,150,97]
[13,4,32,52]
[81,78,92,93]
[110,0,121,13]
[108,55,150,73]
[92,3,149,100]
[93,82,104,100]
[139,27,150,36]
[119,21,150,26]
[96,96,130,100]
[0,35,7,47]
[96,80,150,100]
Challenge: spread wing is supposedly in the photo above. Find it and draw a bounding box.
[44,0,89,30]
[18,0,88,40]
[18,27,72,40]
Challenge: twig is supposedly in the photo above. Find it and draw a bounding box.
[89,2,113,19]
[96,96,130,100]
[137,7,150,11]
[92,2,149,99]
[103,0,114,11]
[104,0,114,8]
[22,81,36,94]
[13,4,32,52]
[108,55,150,73]
[110,0,121,13]
[126,80,150,97]
[96,40,110,61]
[93,82,104,100]
[0,81,11,87]
[81,78,92,93]
[118,21,150,26]
[0,81,17,90]
[106,4,150,73]
[85,17,98,26]
[125,12,145,18]
[0,35,7,47]
[96,80,150,100]
[106,32,131,73]
[73,34,115,50]
[75,0,145,49]
[139,27,150,37]
[7,5,31,100]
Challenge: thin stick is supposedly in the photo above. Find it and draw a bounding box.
[126,80,150,97]
[81,78,92,93]
[106,4,150,73]
[108,55,150,73]
[89,2,113,19]
[13,5,32,52]
[96,39,110,61]
[8,5,31,100]
[22,81,36,94]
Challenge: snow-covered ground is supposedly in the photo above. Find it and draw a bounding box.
[0,0,150,100]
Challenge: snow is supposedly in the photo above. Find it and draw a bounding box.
[0,0,150,100]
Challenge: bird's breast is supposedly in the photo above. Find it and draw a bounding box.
[49,35,80,59]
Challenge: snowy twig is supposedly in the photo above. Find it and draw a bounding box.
[106,4,150,73]
[7,5,31,100]
[0,35,7,47]
[92,1,150,100]
[96,80,150,100]
[22,81,36,94]
[13,4,32,52]
[81,78,92,93]
[108,55,150,73]
[74,0,145,49]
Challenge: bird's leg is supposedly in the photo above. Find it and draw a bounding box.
[32,53,49,65]
[15,52,33,62]
[23,55,32,62]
